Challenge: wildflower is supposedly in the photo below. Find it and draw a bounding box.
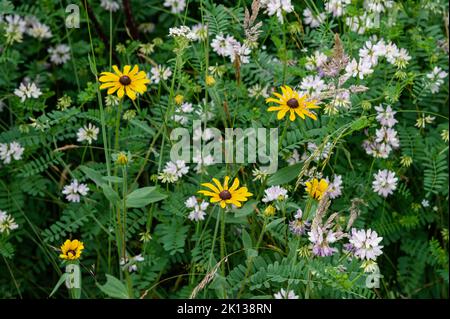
[198,176,253,208]
[158,160,189,183]
[305,51,328,71]
[305,178,328,200]
[248,84,270,99]
[263,0,294,24]
[264,205,277,217]
[307,142,332,161]
[325,0,351,17]
[274,288,298,299]
[421,199,430,208]
[100,0,120,12]
[289,209,310,236]
[139,43,155,55]
[374,105,397,127]
[426,66,448,93]
[139,231,152,242]
[138,23,155,34]
[211,34,234,57]
[115,151,130,166]
[48,44,71,65]
[59,239,84,260]
[308,225,338,256]
[300,75,326,98]
[262,185,288,203]
[345,58,373,80]
[375,127,400,149]
[62,179,89,202]
[349,228,383,260]
[192,151,214,173]
[123,109,136,121]
[99,65,150,100]
[400,155,413,167]
[0,210,19,235]
[303,8,326,28]
[185,196,209,221]
[205,75,216,86]
[266,85,320,121]
[286,149,301,165]
[3,15,26,44]
[364,0,394,13]
[393,48,411,69]
[149,65,172,84]
[174,94,184,105]
[120,254,144,272]
[415,114,436,128]
[14,81,42,102]
[361,260,379,273]
[105,94,120,107]
[191,23,208,41]
[163,0,186,14]
[168,25,196,40]
[441,129,449,143]
[27,21,52,40]
[76,123,99,145]
[0,141,24,164]
[326,175,343,199]
[252,167,269,181]
[372,169,398,198]
[57,95,72,110]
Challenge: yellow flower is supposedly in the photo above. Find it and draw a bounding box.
[59,239,84,260]
[264,205,276,217]
[198,176,253,208]
[305,178,328,200]
[174,94,184,105]
[99,65,150,100]
[266,85,320,121]
[205,75,216,86]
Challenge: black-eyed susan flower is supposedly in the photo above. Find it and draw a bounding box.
[198,176,252,208]
[99,65,150,100]
[266,85,319,121]
[59,239,84,260]
[305,178,328,200]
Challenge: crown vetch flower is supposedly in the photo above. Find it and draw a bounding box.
[198,176,252,208]
[59,239,84,260]
[266,85,319,121]
[99,65,150,100]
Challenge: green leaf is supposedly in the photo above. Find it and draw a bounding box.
[79,165,103,186]
[49,273,68,298]
[266,217,285,231]
[97,274,130,299]
[102,176,123,184]
[101,184,120,204]
[267,163,302,186]
[233,200,257,217]
[126,187,167,208]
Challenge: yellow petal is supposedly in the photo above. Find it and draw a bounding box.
[99,82,117,89]
[212,178,223,191]
[223,176,230,190]
[123,65,131,75]
[107,84,121,95]
[112,65,122,76]
[289,110,296,121]
[201,182,220,193]
[229,178,240,191]
[126,86,137,100]
[277,108,289,120]
[117,86,125,99]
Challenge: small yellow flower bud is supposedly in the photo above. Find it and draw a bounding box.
[174,94,184,105]
[264,205,276,217]
[116,152,128,165]
[205,75,216,86]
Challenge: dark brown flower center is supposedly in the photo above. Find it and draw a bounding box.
[67,250,77,256]
[287,98,299,108]
[119,75,132,86]
[219,190,232,200]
